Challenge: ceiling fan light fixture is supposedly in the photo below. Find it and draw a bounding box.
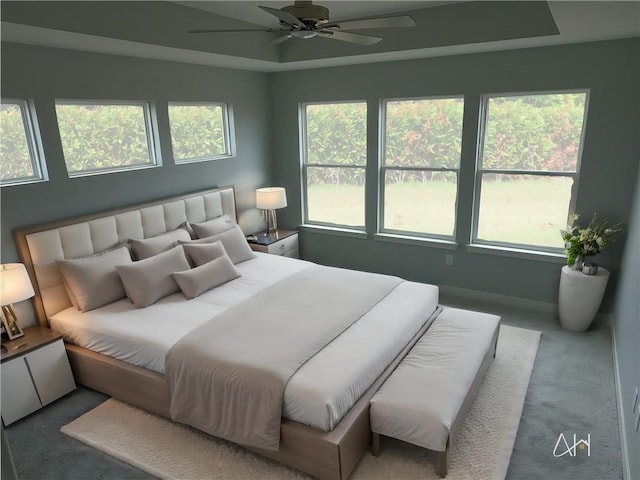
[291,30,319,39]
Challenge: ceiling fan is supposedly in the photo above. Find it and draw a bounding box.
[189,1,416,46]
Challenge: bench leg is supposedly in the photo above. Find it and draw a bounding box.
[436,440,449,478]
[371,432,381,457]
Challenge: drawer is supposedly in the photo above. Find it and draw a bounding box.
[267,234,298,256]
[283,248,299,259]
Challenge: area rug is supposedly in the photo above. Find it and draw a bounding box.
[61,324,540,480]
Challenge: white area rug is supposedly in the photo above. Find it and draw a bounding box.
[61,324,540,480]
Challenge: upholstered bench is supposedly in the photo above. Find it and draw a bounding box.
[369,307,500,477]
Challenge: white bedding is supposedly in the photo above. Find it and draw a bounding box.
[50,253,439,431]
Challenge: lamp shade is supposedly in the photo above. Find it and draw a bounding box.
[256,187,287,210]
[0,263,35,307]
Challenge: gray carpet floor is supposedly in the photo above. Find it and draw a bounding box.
[4,297,623,480]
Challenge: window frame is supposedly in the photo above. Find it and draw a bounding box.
[471,89,590,253]
[0,99,48,187]
[168,101,235,164]
[55,99,160,178]
[379,94,465,241]
[300,100,368,231]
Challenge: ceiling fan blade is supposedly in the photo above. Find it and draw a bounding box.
[270,34,292,46]
[259,5,306,29]
[317,30,382,46]
[325,15,416,31]
[189,28,274,34]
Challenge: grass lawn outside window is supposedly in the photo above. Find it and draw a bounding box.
[309,178,569,248]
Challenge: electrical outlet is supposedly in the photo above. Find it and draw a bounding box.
[634,387,639,413]
[445,254,454,266]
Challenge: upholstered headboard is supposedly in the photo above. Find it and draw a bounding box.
[14,186,237,327]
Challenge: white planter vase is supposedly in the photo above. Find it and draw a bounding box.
[558,265,609,331]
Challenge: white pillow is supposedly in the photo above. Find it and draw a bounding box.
[58,245,132,312]
[116,246,190,307]
[181,225,255,264]
[191,214,234,238]
[130,228,191,260]
[182,241,227,267]
[173,254,240,299]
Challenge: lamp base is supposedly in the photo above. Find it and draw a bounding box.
[263,209,279,237]
[1,305,24,340]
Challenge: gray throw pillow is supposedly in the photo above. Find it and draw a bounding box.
[191,214,234,238]
[116,246,190,307]
[173,254,240,299]
[58,245,132,312]
[182,240,227,267]
[130,228,191,260]
[181,225,255,264]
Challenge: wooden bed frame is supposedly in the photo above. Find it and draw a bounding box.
[13,186,443,480]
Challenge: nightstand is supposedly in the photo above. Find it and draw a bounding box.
[247,229,299,258]
[1,326,76,425]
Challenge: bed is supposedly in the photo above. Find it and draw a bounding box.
[14,186,442,480]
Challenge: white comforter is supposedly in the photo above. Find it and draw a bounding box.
[51,253,439,431]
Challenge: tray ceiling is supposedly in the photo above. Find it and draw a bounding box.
[1,1,638,72]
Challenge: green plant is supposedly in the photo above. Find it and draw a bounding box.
[560,214,623,266]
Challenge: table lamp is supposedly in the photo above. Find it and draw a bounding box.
[256,187,287,236]
[0,263,35,340]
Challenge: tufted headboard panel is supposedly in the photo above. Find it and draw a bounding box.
[14,186,236,326]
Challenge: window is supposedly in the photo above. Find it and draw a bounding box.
[381,97,464,238]
[168,102,234,163]
[301,102,367,229]
[0,100,47,186]
[55,101,158,177]
[474,91,589,250]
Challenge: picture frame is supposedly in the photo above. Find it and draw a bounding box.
[1,306,25,340]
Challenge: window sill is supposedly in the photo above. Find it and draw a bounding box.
[374,233,458,250]
[466,243,566,263]
[68,163,160,178]
[175,154,235,165]
[299,225,367,239]
[0,177,48,188]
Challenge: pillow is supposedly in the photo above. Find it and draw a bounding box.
[182,241,228,267]
[191,214,234,238]
[181,225,255,264]
[173,254,240,299]
[116,246,190,308]
[130,228,191,260]
[60,242,133,309]
[58,245,132,312]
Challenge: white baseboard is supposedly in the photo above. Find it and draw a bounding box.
[438,285,613,325]
[611,324,631,480]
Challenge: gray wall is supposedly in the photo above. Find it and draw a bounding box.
[0,43,272,323]
[0,43,272,244]
[270,38,640,310]
[613,165,640,480]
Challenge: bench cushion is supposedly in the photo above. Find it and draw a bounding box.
[370,307,500,452]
